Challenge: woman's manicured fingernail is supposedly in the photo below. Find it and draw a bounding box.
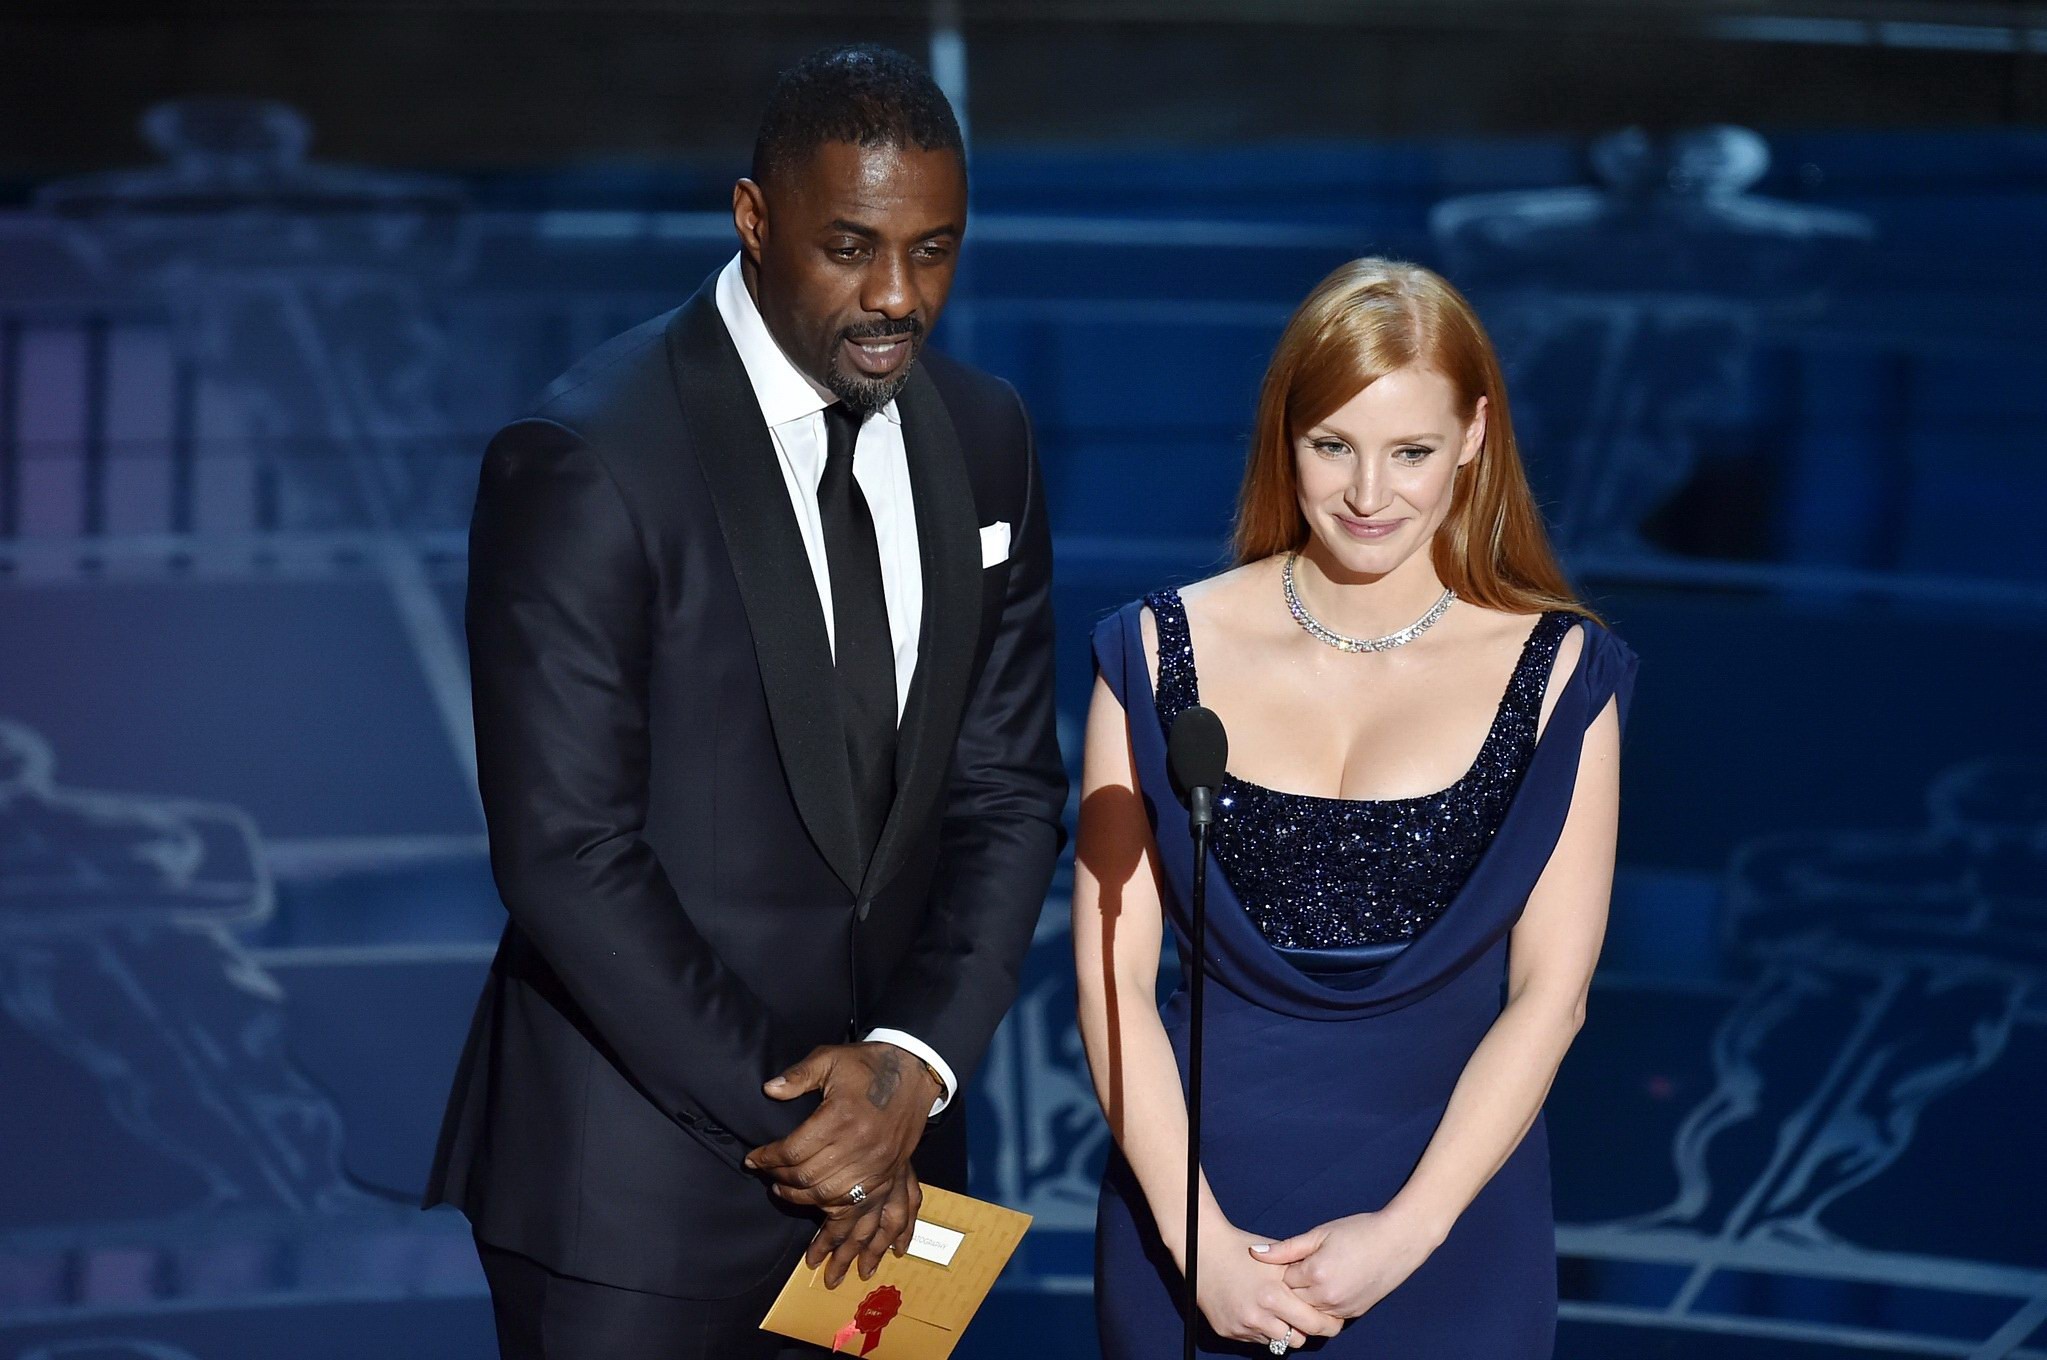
[1250,1243,1271,1253]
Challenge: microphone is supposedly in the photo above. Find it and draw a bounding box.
[1168,705,1229,830]
[1166,705,1228,1360]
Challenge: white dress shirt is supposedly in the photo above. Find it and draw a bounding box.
[713,253,957,1116]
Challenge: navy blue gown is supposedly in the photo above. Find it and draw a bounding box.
[1090,590,1639,1358]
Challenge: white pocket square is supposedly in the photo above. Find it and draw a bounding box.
[979,521,1012,568]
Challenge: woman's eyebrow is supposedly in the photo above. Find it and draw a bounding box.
[1304,428,1448,444]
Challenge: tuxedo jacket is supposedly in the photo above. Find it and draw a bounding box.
[425,274,1067,1300]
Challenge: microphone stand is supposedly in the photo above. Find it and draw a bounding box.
[1183,779,1215,1360]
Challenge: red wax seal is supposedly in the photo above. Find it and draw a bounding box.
[831,1283,904,1355]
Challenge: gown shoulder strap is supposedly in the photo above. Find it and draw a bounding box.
[1502,610,1578,718]
[1143,588,1198,733]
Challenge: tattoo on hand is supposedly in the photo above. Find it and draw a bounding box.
[867,1049,902,1110]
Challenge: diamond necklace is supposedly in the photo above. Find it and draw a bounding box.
[1282,551,1455,653]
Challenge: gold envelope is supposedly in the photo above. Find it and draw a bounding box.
[759,1186,1031,1358]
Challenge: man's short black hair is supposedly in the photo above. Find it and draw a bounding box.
[751,44,964,187]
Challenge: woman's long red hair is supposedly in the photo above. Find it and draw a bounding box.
[1233,257,1599,623]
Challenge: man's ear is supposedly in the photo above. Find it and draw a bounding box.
[732,178,769,265]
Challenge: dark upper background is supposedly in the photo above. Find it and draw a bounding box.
[6,0,2047,196]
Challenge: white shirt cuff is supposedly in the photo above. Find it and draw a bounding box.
[862,1029,957,1117]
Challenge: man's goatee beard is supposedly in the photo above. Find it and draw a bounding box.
[825,349,919,415]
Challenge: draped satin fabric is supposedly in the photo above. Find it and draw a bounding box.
[1088,600,1639,1358]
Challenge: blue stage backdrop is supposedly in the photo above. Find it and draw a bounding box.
[1,101,2043,1359]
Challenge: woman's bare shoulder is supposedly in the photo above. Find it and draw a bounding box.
[1435,602,1589,733]
[1175,556,1283,630]
[1131,558,1279,685]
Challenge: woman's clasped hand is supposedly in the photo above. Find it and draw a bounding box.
[1251,1206,1446,1322]
[1193,1220,1343,1345]
[1196,1205,1443,1343]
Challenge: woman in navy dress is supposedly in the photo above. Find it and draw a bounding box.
[1074,258,1639,1357]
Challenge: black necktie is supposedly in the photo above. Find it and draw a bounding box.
[818,401,897,863]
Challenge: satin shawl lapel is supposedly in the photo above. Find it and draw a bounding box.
[860,363,980,901]
[666,288,862,896]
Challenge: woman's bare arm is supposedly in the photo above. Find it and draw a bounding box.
[1072,669,1219,1262]
[1073,663,1341,1344]
[1381,686,1621,1238]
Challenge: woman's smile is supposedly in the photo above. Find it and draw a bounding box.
[1333,513,1405,540]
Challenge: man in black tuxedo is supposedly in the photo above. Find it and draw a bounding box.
[425,45,1066,1357]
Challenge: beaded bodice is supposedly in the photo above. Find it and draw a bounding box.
[1146,589,1575,950]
